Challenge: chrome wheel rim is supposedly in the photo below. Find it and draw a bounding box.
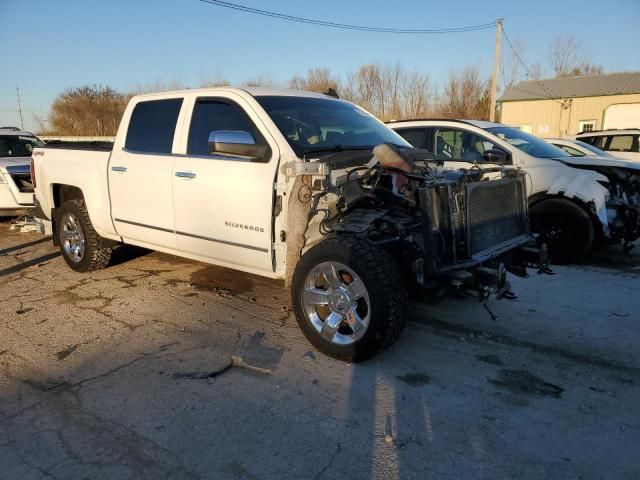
[301,261,371,345]
[61,212,85,263]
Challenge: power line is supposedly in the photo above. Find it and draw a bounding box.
[198,0,497,34]
[502,26,564,104]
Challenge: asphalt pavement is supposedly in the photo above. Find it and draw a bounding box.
[1,219,638,479]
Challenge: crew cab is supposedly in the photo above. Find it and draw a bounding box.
[0,127,42,216]
[33,88,547,361]
[389,120,640,262]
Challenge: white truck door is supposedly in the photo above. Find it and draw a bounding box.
[171,95,279,273]
[108,97,183,249]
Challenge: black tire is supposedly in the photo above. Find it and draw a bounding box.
[291,235,408,362]
[529,198,594,264]
[57,199,112,272]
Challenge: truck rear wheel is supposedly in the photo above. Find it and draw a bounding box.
[529,198,594,264]
[291,235,408,362]
[57,199,112,272]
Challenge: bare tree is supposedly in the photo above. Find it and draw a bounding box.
[289,67,339,93]
[437,67,490,120]
[243,73,280,87]
[501,35,526,91]
[572,62,603,76]
[199,71,231,88]
[401,71,431,119]
[547,34,603,78]
[31,113,49,135]
[131,79,188,95]
[339,70,360,104]
[50,85,127,136]
[528,62,544,80]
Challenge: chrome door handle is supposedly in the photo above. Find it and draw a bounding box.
[111,166,127,173]
[175,172,196,179]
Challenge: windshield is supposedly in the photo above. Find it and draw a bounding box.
[575,139,613,157]
[486,127,569,158]
[0,134,44,158]
[255,96,409,157]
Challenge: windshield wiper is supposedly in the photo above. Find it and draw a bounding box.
[303,145,374,157]
[303,143,409,157]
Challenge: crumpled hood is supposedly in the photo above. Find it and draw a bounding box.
[554,155,640,172]
[0,156,31,172]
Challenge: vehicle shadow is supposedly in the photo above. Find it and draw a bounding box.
[108,244,153,267]
[581,240,640,272]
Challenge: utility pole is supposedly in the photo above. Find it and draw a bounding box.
[489,18,502,122]
[16,84,25,130]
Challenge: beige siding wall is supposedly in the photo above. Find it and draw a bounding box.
[499,93,640,137]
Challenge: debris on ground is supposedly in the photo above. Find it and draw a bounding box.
[56,344,78,360]
[174,355,272,380]
[8,216,52,234]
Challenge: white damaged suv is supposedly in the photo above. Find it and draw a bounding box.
[389,119,640,262]
[0,127,43,216]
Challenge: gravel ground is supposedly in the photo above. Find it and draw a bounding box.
[1,218,638,480]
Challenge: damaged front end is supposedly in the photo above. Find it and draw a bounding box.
[410,163,551,301]
[601,171,640,252]
[562,160,640,251]
[303,144,550,302]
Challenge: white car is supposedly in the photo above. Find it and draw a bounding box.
[574,129,640,162]
[0,127,42,216]
[546,138,616,158]
[32,87,547,361]
[389,119,640,262]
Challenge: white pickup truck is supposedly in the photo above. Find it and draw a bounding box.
[33,87,548,361]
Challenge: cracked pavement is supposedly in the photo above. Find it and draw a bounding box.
[1,219,639,479]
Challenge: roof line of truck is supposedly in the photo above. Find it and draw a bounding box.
[384,118,503,127]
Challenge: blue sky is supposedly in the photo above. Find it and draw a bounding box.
[1,0,639,131]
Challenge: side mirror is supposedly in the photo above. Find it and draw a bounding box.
[208,130,267,159]
[482,149,509,164]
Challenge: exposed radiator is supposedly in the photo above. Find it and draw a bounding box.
[466,178,527,255]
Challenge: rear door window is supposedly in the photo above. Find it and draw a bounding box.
[581,135,605,148]
[395,128,430,150]
[606,135,637,152]
[125,99,183,154]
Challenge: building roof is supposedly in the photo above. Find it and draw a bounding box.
[499,71,640,102]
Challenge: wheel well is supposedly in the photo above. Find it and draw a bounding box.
[529,192,604,240]
[52,184,84,208]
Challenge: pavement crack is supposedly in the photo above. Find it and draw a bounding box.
[315,442,341,480]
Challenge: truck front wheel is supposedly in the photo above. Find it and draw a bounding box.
[529,198,594,264]
[291,236,408,362]
[57,199,112,272]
